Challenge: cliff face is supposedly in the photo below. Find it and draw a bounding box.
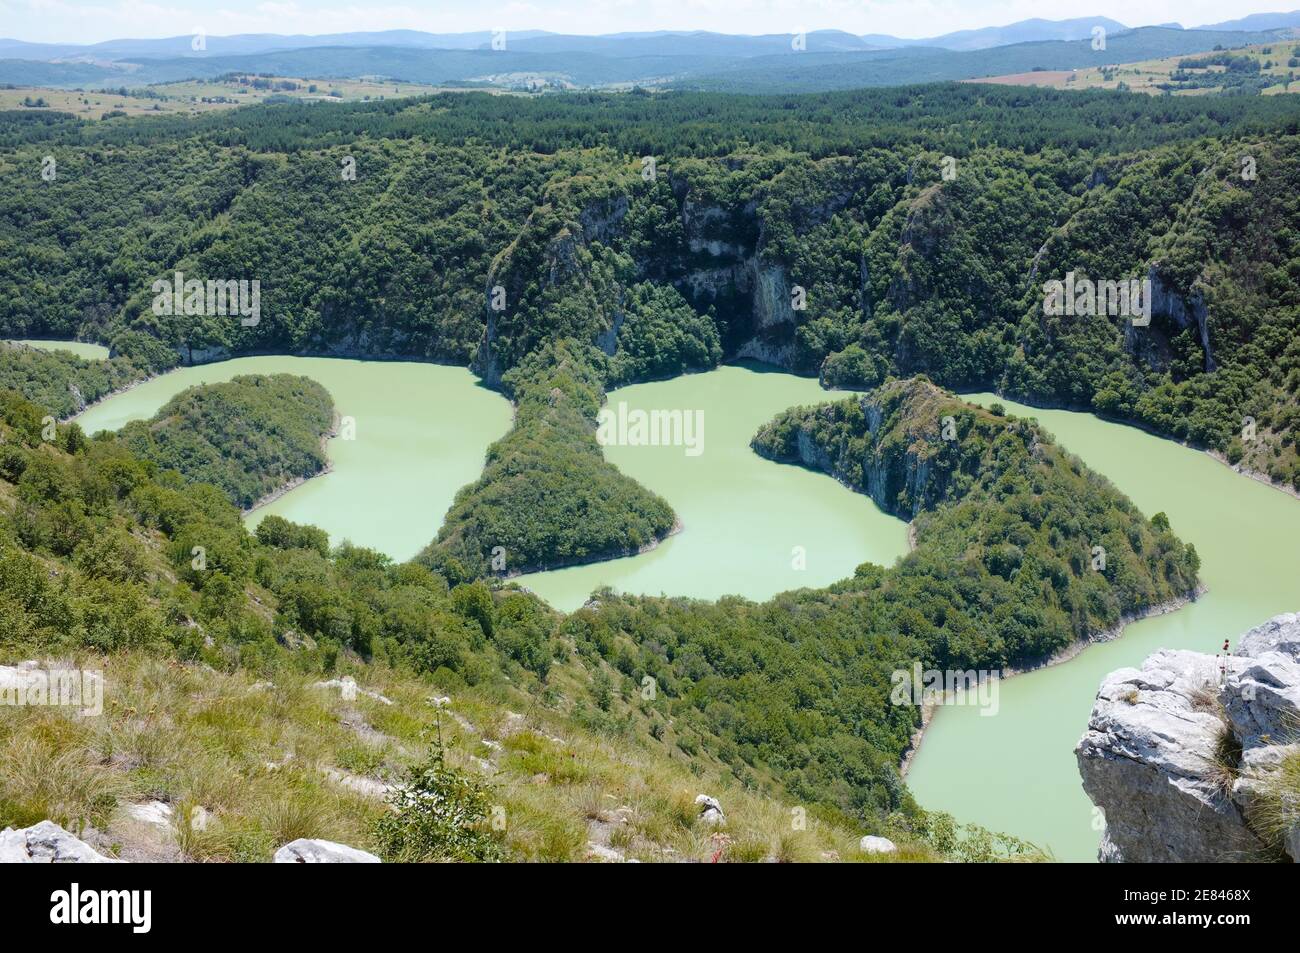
[751,377,1022,520]
[1077,612,1300,863]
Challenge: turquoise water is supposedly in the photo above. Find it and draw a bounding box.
[906,394,1300,861]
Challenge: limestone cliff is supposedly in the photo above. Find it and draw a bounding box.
[751,377,1026,520]
[1077,612,1300,862]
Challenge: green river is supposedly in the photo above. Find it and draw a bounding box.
[62,356,1300,860]
[906,394,1300,861]
[15,340,112,360]
[518,364,909,609]
[74,356,513,561]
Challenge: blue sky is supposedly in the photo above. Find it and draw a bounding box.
[2,0,1296,45]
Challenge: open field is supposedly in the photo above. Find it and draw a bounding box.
[968,42,1300,94]
[0,75,462,120]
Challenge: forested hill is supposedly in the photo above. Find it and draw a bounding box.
[3,387,950,862]
[569,376,1201,817]
[6,83,1296,153]
[3,83,1297,498]
[115,374,335,509]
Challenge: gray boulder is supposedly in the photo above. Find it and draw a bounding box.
[1076,650,1262,862]
[694,794,725,826]
[0,821,120,863]
[1077,612,1300,863]
[1236,612,1300,661]
[273,838,381,863]
[1223,653,1300,748]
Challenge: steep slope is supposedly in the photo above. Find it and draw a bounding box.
[0,387,930,862]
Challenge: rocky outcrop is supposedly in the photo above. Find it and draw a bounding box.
[273,839,382,863]
[859,835,897,855]
[1077,612,1300,862]
[752,377,1007,520]
[0,821,120,863]
[695,794,725,826]
[1126,268,1217,374]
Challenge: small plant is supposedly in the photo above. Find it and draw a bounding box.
[1188,681,1221,713]
[1202,725,1243,798]
[373,725,505,863]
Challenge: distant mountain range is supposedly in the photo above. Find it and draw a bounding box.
[1,14,1298,93]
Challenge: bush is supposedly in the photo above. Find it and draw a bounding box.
[373,741,505,863]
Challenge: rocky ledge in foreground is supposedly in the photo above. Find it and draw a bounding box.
[1076,612,1300,863]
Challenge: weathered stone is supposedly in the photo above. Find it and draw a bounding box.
[695,794,725,826]
[1078,613,1300,863]
[858,835,898,854]
[0,821,120,863]
[1236,612,1300,661]
[273,839,381,863]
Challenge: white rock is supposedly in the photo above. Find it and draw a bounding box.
[859,835,898,854]
[322,766,395,800]
[585,843,626,863]
[0,821,120,863]
[1224,652,1300,747]
[125,801,173,827]
[274,839,381,863]
[1076,649,1263,862]
[1236,612,1300,662]
[1078,615,1300,863]
[695,794,725,826]
[312,678,393,705]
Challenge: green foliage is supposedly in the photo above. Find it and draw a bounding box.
[255,514,329,556]
[373,738,505,863]
[562,378,1201,820]
[0,343,155,419]
[607,282,722,385]
[119,374,334,508]
[423,340,676,575]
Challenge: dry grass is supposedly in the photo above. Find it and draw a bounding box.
[1,649,927,862]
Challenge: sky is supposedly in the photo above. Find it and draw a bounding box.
[1,0,1297,45]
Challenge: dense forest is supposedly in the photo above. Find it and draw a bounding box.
[0,81,1291,845]
[116,374,335,508]
[0,372,1195,833]
[2,83,1297,524]
[422,341,678,576]
[0,342,156,417]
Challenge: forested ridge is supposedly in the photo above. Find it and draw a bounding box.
[3,83,1298,512]
[116,374,335,509]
